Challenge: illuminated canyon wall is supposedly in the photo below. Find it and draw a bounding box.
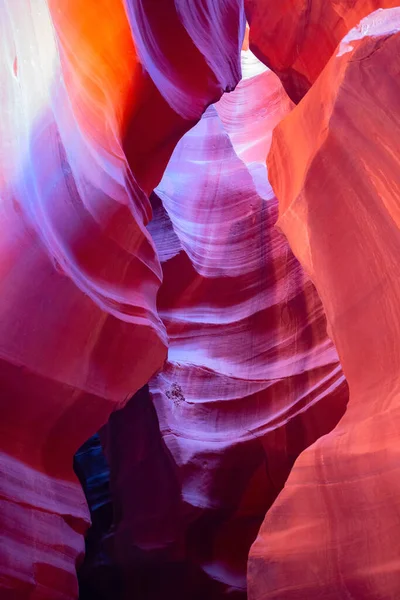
[1,1,399,599]
[249,8,400,599]
[0,1,243,598]
[101,52,348,598]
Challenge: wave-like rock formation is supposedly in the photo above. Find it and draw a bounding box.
[248,8,400,599]
[102,50,348,598]
[5,1,398,598]
[0,1,243,598]
[245,0,399,102]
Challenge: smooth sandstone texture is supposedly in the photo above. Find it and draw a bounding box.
[122,0,245,193]
[0,1,243,598]
[103,52,348,598]
[245,0,399,102]
[249,8,400,599]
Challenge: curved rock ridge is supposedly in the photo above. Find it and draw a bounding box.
[0,1,244,598]
[101,51,347,597]
[249,8,400,599]
[0,1,164,595]
[215,50,294,195]
[122,0,246,194]
[245,0,399,102]
[124,0,245,121]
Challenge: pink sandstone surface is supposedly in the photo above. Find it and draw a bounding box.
[248,8,400,599]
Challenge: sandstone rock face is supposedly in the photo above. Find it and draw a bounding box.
[103,51,348,598]
[0,1,243,598]
[6,1,397,598]
[245,0,399,102]
[249,8,400,599]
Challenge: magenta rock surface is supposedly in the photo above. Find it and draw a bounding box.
[0,1,244,597]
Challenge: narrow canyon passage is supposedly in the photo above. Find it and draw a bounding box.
[72,48,348,598]
[2,2,400,599]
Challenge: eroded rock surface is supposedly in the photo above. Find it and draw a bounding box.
[0,1,243,597]
[103,51,348,598]
[249,8,400,599]
[245,0,399,102]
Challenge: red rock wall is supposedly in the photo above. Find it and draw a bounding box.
[245,0,399,102]
[248,8,400,599]
[0,1,243,597]
[5,1,396,598]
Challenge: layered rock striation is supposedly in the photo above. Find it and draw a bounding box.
[0,1,243,597]
[103,50,348,598]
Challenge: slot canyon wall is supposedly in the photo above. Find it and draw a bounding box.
[0,1,244,598]
[1,1,400,599]
[98,52,348,599]
[249,8,400,599]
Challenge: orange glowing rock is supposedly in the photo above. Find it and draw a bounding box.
[0,1,243,597]
[248,8,400,599]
